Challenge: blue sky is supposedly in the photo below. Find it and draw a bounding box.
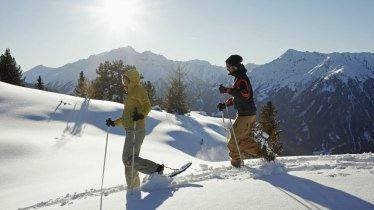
[1,0,373,70]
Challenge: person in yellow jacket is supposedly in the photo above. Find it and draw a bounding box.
[106,68,164,189]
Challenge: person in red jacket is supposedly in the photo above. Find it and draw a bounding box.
[218,55,274,167]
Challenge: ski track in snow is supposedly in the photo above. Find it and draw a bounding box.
[18,154,374,210]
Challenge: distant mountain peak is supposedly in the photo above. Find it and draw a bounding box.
[280,49,307,58]
[26,64,51,72]
[31,64,49,69]
[110,46,138,55]
[185,59,211,66]
[140,50,168,60]
[142,50,153,54]
[285,48,301,54]
[121,45,136,52]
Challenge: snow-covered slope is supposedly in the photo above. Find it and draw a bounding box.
[0,82,373,210]
[0,81,227,210]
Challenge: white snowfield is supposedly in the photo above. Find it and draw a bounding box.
[0,81,373,210]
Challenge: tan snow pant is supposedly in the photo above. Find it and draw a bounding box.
[123,128,159,188]
[228,115,261,161]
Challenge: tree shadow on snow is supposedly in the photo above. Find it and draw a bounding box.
[259,173,374,210]
[33,98,161,139]
[165,115,227,159]
[125,183,203,210]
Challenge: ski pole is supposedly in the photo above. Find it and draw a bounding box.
[221,110,230,142]
[100,126,110,210]
[225,107,244,167]
[130,119,137,193]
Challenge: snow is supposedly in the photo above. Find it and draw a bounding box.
[251,49,374,96]
[297,100,315,118]
[140,174,173,192]
[1,81,374,210]
[316,105,324,114]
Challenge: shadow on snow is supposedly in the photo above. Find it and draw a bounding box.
[259,173,374,210]
[126,183,203,210]
[21,98,161,138]
[165,114,228,160]
[20,98,228,159]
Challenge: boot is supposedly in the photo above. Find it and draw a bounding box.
[231,159,243,168]
[259,145,275,162]
[155,164,164,175]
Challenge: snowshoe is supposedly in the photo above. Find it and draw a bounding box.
[251,125,277,162]
[168,162,192,177]
[260,145,276,162]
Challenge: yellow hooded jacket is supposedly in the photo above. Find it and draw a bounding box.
[114,69,151,129]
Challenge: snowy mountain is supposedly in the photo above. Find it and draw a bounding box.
[249,49,374,155]
[23,46,236,94]
[1,81,373,210]
[251,49,374,94]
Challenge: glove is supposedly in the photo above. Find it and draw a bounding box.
[219,84,229,94]
[106,118,115,127]
[132,108,144,121]
[217,103,226,111]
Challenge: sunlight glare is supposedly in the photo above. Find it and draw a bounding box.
[91,0,143,35]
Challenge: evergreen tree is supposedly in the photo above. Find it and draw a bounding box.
[74,71,89,98]
[91,60,133,102]
[165,65,189,114]
[0,48,23,86]
[35,75,45,90]
[91,61,111,100]
[258,101,283,155]
[141,80,156,106]
[87,80,95,99]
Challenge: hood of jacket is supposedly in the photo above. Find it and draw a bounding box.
[124,68,141,88]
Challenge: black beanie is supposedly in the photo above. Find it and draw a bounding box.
[226,54,243,67]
